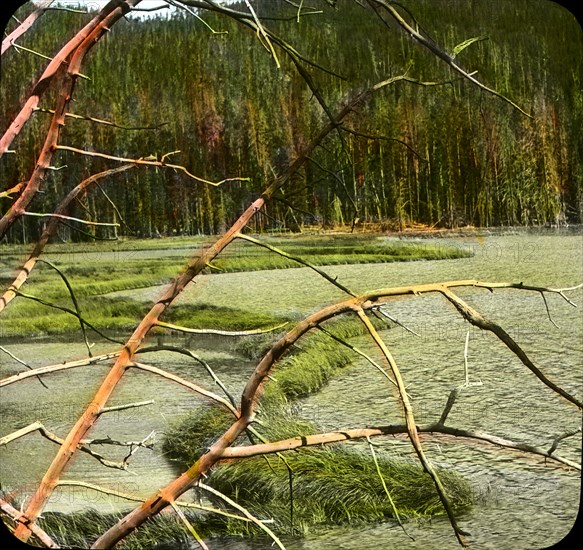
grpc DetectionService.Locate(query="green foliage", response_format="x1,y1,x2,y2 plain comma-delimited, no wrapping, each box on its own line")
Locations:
0,234,466,337
204,447,473,536
2,0,581,243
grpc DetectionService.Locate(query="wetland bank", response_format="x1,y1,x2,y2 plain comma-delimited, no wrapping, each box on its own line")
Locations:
1,229,581,549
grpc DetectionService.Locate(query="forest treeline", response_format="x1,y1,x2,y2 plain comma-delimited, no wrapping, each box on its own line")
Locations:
1,0,582,241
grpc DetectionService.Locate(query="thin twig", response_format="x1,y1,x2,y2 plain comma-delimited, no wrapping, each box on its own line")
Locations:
0,352,120,388
369,0,532,117
137,344,237,408
366,436,414,540
130,362,239,416
540,291,560,328
12,290,125,345
167,0,228,34
0,422,148,470
22,211,119,227
372,306,421,337
243,0,281,67
54,479,252,521
56,145,250,187
316,325,403,393
440,287,582,409
99,401,155,415
197,482,286,549
0,345,48,388
38,259,93,357
235,233,356,296
34,107,168,130
155,320,288,336
169,500,209,550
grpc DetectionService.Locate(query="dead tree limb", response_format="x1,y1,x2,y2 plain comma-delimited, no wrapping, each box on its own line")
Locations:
356,307,470,546
54,479,253,521
55,145,250,187
0,0,141,158
0,0,142,240
15,71,407,542
154,320,288,336
34,107,169,130
0,498,58,548
1,0,55,56
368,0,532,117
439,287,582,408
91,280,580,548
220,423,581,471
0,352,120,388
0,422,153,470
196,481,286,550
130,362,239,417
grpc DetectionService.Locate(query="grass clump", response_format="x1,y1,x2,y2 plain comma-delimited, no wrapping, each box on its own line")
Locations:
0,298,290,339
163,404,239,465
164,304,291,332
261,316,386,402
212,238,471,273
34,509,203,550
163,404,473,539
204,447,473,537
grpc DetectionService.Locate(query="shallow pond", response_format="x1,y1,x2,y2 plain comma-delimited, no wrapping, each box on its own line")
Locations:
1,230,581,548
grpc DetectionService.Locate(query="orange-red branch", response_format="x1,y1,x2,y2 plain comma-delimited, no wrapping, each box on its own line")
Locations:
0,1,140,240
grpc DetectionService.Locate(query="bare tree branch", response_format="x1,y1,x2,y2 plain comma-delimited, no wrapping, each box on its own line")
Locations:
1,0,55,56
34,107,169,130
0,421,152,470
368,0,532,117
55,145,250,186
221,423,581,471
356,308,470,546
0,497,58,548
0,352,120,388
155,320,288,336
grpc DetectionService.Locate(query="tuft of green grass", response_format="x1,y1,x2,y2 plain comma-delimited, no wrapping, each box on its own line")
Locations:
0,234,470,338
204,447,473,537
34,508,203,550
260,317,386,402
162,404,473,539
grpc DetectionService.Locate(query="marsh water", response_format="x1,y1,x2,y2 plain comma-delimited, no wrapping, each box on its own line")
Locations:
1,230,581,549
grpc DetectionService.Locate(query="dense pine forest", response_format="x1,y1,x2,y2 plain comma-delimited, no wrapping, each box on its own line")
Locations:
1,0,582,242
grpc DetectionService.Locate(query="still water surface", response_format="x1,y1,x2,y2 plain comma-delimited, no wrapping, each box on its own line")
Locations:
1,231,581,548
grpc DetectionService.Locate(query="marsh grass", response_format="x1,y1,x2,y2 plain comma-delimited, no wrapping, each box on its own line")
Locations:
162,404,473,539
204,448,473,537
0,296,291,339
235,317,388,403
162,315,474,540
0,235,469,338
34,509,204,550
